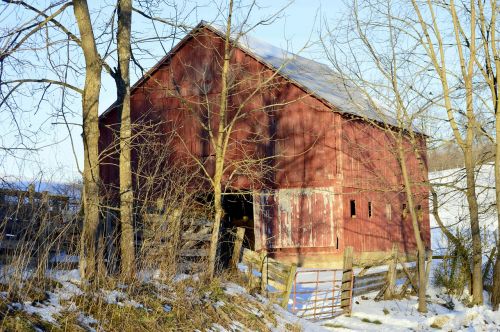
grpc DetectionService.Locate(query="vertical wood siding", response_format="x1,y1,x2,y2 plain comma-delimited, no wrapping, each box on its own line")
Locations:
99,26,430,260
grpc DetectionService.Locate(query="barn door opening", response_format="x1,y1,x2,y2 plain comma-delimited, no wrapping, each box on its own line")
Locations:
218,192,255,267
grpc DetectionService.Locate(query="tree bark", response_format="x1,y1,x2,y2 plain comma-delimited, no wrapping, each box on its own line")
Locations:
490,2,500,311
493,258,500,310
115,0,135,280
464,151,484,304
73,0,102,281
207,0,233,278
397,137,427,313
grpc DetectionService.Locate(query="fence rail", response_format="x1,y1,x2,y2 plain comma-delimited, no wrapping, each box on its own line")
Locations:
240,248,297,308
353,265,417,297
0,186,81,271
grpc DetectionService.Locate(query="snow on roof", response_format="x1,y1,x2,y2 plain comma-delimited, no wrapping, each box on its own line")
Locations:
203,21,403,130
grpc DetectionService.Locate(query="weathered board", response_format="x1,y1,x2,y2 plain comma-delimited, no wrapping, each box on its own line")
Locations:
241,248,297,308
254,188,340,250
352,265,417,297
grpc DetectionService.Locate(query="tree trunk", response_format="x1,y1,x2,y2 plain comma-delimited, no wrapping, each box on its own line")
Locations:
492,134,500,309
207,0,233,279
493,109,500,310
115,0,135,280
208,171,223,277
398,138,427,313
464,151,483,305
492,257,500,310
492,27,500,310
73,0,102,281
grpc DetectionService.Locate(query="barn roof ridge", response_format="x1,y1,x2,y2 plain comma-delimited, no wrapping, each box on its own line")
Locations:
100,20,423,134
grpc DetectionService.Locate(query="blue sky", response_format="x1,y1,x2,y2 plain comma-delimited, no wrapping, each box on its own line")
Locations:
0,0,347,184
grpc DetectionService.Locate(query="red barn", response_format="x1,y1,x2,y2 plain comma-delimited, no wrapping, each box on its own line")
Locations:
99,21,430,267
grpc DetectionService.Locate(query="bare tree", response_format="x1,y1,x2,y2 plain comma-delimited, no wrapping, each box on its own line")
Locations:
72,0,104,281
407,0,500,305
321,0,437,312
113,0,135,280
0,0,192,281
471,0,500,310
0,0,105,280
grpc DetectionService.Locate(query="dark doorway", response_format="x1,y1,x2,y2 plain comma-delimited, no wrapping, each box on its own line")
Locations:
218,192,255,267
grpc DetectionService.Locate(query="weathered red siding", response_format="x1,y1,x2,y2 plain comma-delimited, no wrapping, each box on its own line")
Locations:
340,118,430,255
99,26,430,267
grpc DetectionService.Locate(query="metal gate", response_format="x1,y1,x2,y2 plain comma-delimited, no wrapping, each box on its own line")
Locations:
291,269,353,320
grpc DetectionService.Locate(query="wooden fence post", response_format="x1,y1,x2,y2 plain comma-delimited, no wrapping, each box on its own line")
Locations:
341,246,354,315
35,191,50,280
281,263,297,309
28,184,35,206
384,243,399,300
231,227,245,269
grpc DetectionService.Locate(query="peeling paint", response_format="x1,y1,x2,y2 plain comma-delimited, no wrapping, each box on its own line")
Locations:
254,187,337,250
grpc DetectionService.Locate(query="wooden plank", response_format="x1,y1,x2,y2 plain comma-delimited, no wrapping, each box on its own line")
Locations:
242,248,264,270
375,282,389,301
357,265,372,277
266,278,286,292
341,246,353,315
384,243,398,300
281,263,297,308
399,278,411,296
353,282,387,297
396,267,416,280
180,249,208,257
401,262,419,293
266,266,289,283
266,260,290,274
231,227,245,269
181,233,211,241
188,219,213,227
355,270,388,281
354,276,386,289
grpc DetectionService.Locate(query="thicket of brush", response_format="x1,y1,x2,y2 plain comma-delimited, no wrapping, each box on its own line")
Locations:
433,228,497,306
0,174,297,330
0,194,298,331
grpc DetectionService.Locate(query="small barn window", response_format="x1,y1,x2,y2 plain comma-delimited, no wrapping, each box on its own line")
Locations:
386,204,392,221
402,203,408,219
368,201,373,218
350,200,356,218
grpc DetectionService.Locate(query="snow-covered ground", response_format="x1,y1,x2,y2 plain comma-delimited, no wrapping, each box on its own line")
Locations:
319,258,500,331
255,260,499,331
323,288,500,331
5,262,499,331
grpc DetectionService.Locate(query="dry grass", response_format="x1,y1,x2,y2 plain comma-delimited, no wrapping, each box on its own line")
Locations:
0,179,303,331
0,269,301,332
